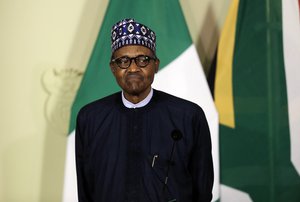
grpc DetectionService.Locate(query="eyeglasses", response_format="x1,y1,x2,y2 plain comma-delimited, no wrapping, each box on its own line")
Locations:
111,55,157,69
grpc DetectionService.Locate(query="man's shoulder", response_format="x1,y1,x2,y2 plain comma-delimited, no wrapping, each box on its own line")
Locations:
78,91,121,116
154,89,202,111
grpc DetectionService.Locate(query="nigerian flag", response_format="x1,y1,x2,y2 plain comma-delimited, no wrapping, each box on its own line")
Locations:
214,0,300,201
62,0,219,201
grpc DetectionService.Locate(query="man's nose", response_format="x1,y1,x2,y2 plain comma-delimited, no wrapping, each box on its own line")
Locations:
127,58,139,71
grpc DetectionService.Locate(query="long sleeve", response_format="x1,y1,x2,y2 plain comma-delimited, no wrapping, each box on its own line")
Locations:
75,110,93,202
189,108,214,202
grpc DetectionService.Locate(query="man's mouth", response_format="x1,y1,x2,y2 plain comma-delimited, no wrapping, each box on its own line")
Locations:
126,73,143,80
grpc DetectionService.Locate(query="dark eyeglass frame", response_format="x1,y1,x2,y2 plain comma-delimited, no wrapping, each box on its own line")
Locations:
111,55,157,69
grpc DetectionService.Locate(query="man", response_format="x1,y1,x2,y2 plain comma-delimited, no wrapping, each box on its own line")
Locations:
76,18,213,202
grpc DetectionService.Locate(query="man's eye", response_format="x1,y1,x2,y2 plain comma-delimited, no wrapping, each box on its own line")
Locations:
137,56,149,62
117,57,129,63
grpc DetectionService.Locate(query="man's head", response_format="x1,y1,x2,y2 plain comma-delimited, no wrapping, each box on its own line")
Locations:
110,19,160,103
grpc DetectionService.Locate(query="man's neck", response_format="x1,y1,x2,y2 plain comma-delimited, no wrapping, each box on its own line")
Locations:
122,88,153,108
126,95,142,104
123,88,151,104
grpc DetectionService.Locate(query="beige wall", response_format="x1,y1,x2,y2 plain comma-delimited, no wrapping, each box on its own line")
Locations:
0,0,230,201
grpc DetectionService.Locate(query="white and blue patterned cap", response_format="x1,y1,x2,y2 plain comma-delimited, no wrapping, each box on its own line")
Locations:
111,18,156,53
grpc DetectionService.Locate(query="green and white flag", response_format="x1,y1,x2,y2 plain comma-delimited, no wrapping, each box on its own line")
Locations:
214,0,300,201
62,0,219,201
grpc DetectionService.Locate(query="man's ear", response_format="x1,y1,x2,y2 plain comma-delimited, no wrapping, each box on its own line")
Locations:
154,58,160,73
110,62,116,74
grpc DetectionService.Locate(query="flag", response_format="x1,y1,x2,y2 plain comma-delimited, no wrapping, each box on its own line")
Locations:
214,0,300,201
62,0,219,201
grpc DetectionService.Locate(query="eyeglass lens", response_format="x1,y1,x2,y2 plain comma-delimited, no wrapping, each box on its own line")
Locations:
113,55,155,69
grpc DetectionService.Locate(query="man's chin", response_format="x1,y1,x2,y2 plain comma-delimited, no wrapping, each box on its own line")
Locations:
124,84,143,95
126,89,142,96
124,85,147,96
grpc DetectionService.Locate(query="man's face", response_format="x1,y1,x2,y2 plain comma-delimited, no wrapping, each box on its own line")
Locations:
110,45,159,99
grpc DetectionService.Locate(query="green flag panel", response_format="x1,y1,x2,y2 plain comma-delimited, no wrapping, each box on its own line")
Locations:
219,0,300,201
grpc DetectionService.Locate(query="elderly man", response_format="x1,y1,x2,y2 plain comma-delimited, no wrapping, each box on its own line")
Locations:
75,18,213,202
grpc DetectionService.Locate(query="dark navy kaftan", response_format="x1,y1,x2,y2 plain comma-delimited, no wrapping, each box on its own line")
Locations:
75,89,213,202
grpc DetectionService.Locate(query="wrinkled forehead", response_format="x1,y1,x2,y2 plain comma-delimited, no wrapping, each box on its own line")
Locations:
111,45,155,59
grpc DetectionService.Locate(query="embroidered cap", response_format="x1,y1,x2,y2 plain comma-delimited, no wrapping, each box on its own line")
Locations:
111,18,156,53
